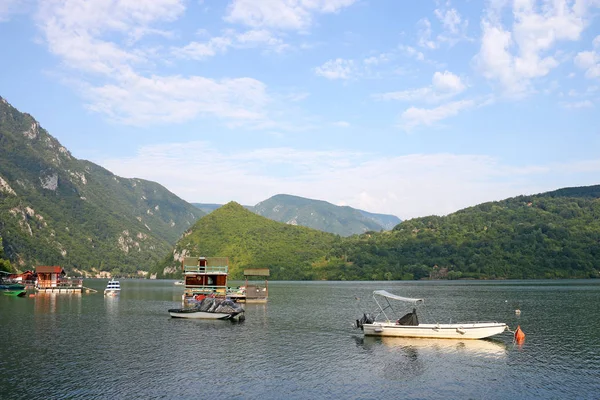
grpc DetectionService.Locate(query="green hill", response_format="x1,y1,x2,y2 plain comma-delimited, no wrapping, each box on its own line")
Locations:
0,96,204,276
321,187,600,280
164,187,600,281
162,202,339,279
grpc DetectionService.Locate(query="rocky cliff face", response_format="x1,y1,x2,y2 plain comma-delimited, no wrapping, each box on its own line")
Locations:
0,96,204,275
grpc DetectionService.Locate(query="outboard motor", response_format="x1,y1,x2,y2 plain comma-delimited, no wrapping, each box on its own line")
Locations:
355,313,374,330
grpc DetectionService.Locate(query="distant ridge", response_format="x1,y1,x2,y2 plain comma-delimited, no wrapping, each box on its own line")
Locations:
193,194,401,236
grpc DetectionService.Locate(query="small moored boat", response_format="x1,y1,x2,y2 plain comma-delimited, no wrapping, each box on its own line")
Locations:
104,279,121,296
0,273,27,297
169,297,244,320
355,290,508,340
1,283,27,297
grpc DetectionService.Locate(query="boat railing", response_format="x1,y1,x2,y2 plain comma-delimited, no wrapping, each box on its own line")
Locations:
183,265,228,274
184,284,228,295
37,278,83,288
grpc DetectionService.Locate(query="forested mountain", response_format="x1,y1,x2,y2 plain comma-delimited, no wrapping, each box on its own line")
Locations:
251,194,401,236
356,209,402,231
0,237,11,272
320,186,600,280
2,95,598,281
158,202,339,279
165,186,600,281
194,195,401,236
0,96,205,275
191,203,224,214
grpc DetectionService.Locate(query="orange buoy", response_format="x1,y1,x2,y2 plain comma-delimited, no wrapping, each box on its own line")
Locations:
514,325,526,344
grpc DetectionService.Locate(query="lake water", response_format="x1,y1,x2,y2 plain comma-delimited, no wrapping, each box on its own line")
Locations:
1,279,599,399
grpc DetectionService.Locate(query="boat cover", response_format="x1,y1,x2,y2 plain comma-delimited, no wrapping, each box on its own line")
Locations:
373,290,424,303
397,308,419,326
196,297,244,314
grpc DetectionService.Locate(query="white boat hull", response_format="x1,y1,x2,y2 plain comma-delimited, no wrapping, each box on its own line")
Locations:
362,322,508,339
168,309,241,320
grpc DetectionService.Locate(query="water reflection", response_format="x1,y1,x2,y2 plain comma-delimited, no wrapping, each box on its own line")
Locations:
371,336,508,358
354,335,426,380
105,295,119,316
34,292,82,314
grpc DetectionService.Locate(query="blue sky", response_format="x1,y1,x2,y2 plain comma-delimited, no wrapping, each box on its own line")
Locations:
1,0,599,219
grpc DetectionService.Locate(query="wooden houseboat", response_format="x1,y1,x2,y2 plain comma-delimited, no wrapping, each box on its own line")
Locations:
243,268,269,303
35,266,83,293
182,257,230,303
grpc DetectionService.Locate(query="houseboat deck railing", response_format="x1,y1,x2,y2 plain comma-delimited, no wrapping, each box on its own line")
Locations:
183,265,228,274
183,285,228,296
37,278,83,288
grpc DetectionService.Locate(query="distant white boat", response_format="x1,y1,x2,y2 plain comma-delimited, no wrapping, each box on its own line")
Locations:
104,279,121,296
174,280,184,286
355,290,508,340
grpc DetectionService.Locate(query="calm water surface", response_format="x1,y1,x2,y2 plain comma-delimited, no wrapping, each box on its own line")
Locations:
1,279,599,399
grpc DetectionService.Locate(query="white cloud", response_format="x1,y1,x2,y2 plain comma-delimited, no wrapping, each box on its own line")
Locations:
173,36,232,60
224,0,357,31
173,29,289,60
400,99,475,130
398,45,425,61
574,35,600,79
333,121,350,127
363,53,390,66
37,0,185,74
85,75,269,125
0,0,28,22
417,18,436,49
415,3,469,50
561,100,594,109
235,29,288,52
100,143,600,219
375,71,466,103
35,0,277,126
434,4,469,45
475,0,595,96
432,70,466,92
314,58,355,80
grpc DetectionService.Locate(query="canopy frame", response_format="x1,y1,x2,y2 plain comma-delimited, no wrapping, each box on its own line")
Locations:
372,290,424,322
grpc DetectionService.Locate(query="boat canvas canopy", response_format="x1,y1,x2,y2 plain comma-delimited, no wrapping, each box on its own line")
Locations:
373,290,424,303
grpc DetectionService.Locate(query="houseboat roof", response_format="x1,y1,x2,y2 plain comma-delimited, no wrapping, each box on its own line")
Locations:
36,266,65,274
244,268,270,277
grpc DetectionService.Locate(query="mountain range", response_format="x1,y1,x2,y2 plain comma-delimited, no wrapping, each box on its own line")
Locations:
165,185,600,280
194,194,401,237
2,94,599,280
0,95,400,275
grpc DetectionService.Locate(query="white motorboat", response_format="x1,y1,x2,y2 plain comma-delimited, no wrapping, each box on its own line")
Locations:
168,297,244,320
104,279,121,296
355,290,508,340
